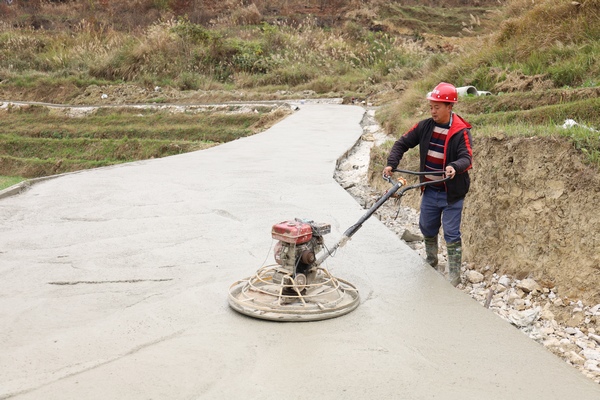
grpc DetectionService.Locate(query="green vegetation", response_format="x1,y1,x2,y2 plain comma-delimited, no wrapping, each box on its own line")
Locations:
0,16,426,99
0,0,598,189
0,2,502,103
0,105,289,184
378,0,600,167
0,0,504,189
0,175,24,191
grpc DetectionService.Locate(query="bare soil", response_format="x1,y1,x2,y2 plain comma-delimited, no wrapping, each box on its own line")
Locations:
372,134,600,328
464,135,600,324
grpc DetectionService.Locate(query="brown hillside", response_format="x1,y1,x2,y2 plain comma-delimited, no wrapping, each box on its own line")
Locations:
1,0,501,32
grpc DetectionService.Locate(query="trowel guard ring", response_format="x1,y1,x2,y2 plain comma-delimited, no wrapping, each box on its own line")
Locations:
228,264,360,322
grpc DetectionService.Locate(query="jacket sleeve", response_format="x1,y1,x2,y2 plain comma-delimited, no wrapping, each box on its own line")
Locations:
386,123,421,169
448,128,473,173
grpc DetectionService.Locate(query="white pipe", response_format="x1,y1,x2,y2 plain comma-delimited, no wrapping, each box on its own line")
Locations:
456,86,478,96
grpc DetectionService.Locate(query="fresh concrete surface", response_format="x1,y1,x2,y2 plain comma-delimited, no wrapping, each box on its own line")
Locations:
1,103,599,399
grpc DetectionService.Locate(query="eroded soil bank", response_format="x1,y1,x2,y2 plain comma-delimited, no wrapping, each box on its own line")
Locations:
464,136,600,314
347,117,600,382
371,135,600,325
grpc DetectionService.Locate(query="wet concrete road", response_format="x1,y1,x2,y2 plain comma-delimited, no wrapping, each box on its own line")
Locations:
1,103,599,399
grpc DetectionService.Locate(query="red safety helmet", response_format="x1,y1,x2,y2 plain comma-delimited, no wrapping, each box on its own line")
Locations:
426,82,458,103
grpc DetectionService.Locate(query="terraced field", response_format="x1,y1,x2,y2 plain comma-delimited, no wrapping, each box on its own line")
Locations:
0,104,289,182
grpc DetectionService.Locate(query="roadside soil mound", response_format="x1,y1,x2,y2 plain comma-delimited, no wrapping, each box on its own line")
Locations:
379,134,600,324
464,135,600,319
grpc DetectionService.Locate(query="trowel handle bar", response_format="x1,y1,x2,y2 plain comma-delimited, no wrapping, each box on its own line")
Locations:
393,168,444,176
342,180,403,239
344,170,450,239
315,178,405,266
315,170,450,266
397,177,450,193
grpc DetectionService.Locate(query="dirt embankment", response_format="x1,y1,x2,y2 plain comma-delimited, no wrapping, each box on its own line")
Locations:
371,134,600,323
464,136,600,310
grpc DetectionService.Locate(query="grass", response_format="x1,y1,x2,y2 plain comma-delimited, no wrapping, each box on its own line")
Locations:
378,91,600,168
375,0,600,168
0,2,478,185
0,3,503,104
0,105,290,179
0,0,599,182
463,97,600,127
1,106,267,142
0,175,25,191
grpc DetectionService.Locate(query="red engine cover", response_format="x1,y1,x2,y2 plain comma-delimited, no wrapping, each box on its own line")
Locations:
271,220,313,244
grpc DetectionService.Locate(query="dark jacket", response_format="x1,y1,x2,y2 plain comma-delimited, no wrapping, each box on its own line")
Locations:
386,113,473,204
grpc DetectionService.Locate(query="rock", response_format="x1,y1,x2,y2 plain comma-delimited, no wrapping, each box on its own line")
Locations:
361,133,376,141
508,308,540,327
540,308,555,320
465,270,484,284
401,230,423,242
553,298,565,306
544,180,565,199
567,313,585,327
589,334,600,345
498,275,511,287
513,299,527,311
544,337,561,347
567,351,585,365
576,339,589,350
540,326,555,336
507,291,522,302
582,349,600,361
584,360,600,372
517,278,541,293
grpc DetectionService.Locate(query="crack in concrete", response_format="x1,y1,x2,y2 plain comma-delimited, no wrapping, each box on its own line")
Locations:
48,278,173,285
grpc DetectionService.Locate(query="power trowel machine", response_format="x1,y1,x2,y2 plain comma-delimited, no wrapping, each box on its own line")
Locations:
228,170,449,322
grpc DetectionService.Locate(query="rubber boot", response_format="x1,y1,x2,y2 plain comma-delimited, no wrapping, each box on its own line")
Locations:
446,241,462,287
424,236,438,269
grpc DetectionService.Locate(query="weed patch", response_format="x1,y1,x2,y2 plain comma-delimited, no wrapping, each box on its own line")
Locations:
0,175,25,191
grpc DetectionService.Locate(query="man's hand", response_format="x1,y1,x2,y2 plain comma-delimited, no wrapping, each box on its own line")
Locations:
445,165,456,179
383,166,393,178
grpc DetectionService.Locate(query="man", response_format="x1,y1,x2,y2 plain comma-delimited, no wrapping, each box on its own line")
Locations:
383,82,473,286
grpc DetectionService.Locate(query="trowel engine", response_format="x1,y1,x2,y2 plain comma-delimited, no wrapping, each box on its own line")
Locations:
271,219,331,292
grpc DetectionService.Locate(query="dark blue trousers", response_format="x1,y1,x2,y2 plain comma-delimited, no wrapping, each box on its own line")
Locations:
419,186,464,244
